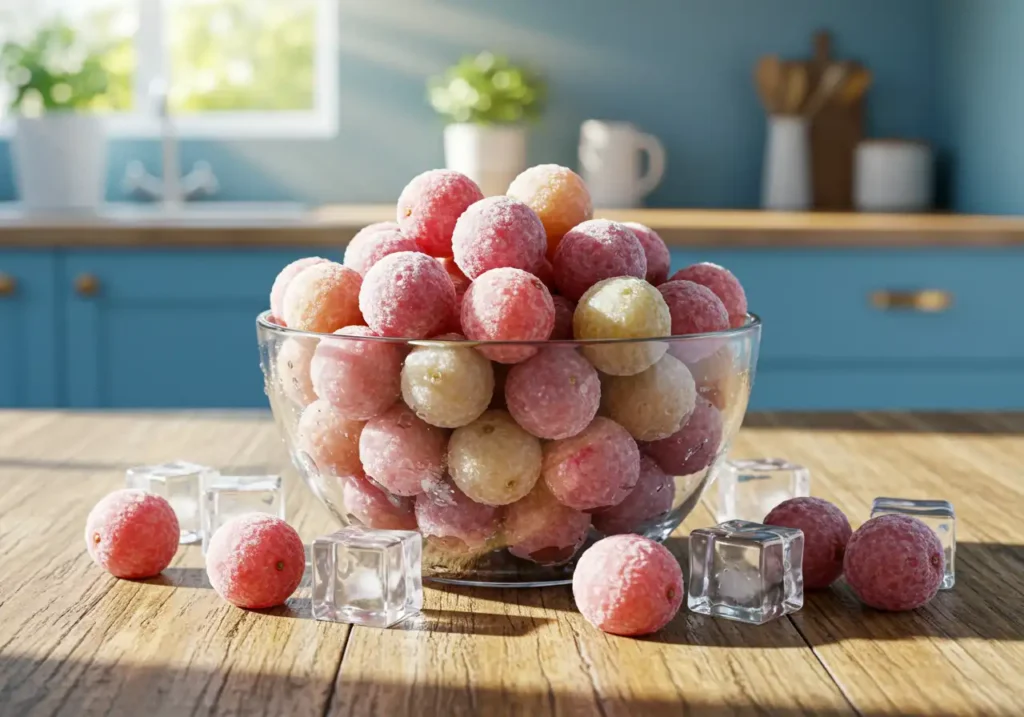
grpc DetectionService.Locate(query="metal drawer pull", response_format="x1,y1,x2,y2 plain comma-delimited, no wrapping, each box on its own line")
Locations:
0,273,16,297
870,289,952,313
75,273,102,297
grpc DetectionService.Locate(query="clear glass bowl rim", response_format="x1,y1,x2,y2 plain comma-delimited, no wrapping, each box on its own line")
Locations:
256,310,762,347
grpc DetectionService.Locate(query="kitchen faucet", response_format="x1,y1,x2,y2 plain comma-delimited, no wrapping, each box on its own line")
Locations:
122,79,219,206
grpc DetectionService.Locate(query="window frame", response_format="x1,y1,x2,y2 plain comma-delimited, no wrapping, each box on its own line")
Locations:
0,0,339,139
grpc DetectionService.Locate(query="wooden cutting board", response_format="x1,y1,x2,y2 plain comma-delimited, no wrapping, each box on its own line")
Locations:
808,31,864,210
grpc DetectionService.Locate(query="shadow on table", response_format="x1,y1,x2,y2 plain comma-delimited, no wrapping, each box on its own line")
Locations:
743,412,1024,435
0,655,911,717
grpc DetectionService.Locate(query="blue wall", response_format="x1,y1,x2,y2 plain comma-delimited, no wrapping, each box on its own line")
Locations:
0,0,940,208
939,0,1024,214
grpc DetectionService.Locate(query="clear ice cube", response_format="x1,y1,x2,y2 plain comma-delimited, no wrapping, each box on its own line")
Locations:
871,497,956,590
312,527,423,628
688,519,804,624
126,461,217,544
201,475,286,553
715,458,810,523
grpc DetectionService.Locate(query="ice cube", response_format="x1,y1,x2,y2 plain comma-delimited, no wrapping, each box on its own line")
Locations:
688,519,804,624
714,458,810,523
201,475,285,553
312,526,422,628
126,461,217,544
871,497,956,590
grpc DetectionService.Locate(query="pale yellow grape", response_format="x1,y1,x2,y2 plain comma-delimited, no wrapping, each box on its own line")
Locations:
602,353,696,441
401,344,494,428
448,410,542,506
573,276,670,376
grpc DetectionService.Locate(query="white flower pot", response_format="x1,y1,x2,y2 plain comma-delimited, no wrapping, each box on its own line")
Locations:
443,123,527,197
11,115,108,213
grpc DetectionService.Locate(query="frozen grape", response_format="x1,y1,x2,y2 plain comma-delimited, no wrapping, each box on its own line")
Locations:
461,267,554,364
276,337,318,406
550,295,576,340
572,534,683,636
602,354,696,441
206,514,305,610
296,399,365,478
507,164,593,258
343,224,417,276
844,514,944,611
670,262,748,328
343,474,417,530
85,489,179,579
448,410,542,506
397,169,483,257
452,196,547,279
402,343,494,428
505,483,592,565
415,482,502,552
505,347,600,440
765,497,852,590
542,417,640,511
593,456,674,535
659,280,729,336
359,404,447,496
359,251,456,339
622,222,671,286
310,326,403,420
687,346,742,411
552,219,647,301
574,276,670,376
642,397,723,476
270,256,328,323
282,261,363,333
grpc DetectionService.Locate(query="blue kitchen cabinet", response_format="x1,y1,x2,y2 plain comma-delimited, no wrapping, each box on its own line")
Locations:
62,248,341,408
0,251,58,407
669,247,1024,410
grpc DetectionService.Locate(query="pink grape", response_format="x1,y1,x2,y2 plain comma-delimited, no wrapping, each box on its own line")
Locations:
669,262,748,328
622,222,671,285
206,514,305,610
765,497,852,590
343,474,417,530
296,399,364,478
505,347,600,440
452,196,547,279
642,396,723,476
505,483,592,565
542,417,641,511
85,490,179,579
282,261,363,333
343,224,416,276
359,251,456,339
359,404,447,496
844,515,944,611
593,456,675,536
309,326,404,420
552,219,646,301
461,267,555,363
415,482,502,551
506,164,593,259
397,169,484,257
270,256,328,323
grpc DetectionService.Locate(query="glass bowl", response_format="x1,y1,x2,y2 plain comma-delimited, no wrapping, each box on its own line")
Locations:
256,311,761,587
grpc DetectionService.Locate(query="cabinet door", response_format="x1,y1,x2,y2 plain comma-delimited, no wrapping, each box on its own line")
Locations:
0,251,58,408
63,249,340,408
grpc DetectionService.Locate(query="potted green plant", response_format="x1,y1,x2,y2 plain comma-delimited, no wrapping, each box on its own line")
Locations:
428,52,545,196
1,20,117,212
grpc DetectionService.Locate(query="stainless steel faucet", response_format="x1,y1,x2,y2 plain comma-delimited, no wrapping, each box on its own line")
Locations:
123,79,219,205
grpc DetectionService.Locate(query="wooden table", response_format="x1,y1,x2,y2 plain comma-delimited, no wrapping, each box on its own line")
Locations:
1,411,1023,716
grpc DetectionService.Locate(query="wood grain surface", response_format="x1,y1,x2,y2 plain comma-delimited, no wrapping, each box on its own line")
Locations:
1,411,1022,716
4,207,1024,247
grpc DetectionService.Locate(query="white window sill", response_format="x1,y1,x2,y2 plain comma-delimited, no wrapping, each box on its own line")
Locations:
0,111,338,140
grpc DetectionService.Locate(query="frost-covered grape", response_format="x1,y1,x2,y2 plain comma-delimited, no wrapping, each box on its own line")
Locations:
542,417,640,511
593,456,675,536
505,483,592,565
415,482,502,552
601,354,696,441
276,337,318,406
460,267,555,364
642,397,723,476
574,276,670,376
552,219,646,301
451,196,547,279
296,399,364,478
359,251,456,339
282,261,363,333
309,326,403,420
505,348,600,440
397,169,483,257
448,410,542,506
359,404,447,496
343,474,417,530
401,343,494,428
506,164,593,258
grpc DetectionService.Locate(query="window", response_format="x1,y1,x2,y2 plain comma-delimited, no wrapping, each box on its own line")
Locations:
0,0,338,137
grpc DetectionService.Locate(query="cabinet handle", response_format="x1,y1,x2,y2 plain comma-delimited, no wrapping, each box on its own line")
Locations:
870,289,952,313
0,273,16,297
75,273,102,297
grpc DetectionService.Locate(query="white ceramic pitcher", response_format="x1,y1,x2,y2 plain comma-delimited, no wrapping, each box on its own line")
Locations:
579,120,666,208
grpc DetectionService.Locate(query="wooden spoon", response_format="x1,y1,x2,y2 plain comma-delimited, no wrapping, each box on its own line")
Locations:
804,62,848,118
755,55,783,113
839,67,872,106
784,63,809,115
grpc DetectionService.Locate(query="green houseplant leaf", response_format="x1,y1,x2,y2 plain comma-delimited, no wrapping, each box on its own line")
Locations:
428,51,545,125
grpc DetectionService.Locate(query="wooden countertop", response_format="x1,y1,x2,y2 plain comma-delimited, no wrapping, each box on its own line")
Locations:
2,410,1022,716
2,204,1024,248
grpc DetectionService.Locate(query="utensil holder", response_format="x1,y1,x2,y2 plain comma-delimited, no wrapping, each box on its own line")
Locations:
761,115,811,211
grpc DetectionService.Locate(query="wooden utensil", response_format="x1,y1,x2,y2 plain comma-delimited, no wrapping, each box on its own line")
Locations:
804,62,848,118
783,63,809,115
839,67,873,107
755,55,783,113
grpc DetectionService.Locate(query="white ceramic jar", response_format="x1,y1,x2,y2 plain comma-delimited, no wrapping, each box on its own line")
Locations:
854,140,934,213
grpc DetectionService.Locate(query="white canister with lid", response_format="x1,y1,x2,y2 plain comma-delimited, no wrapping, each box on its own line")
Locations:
854,140,934,213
